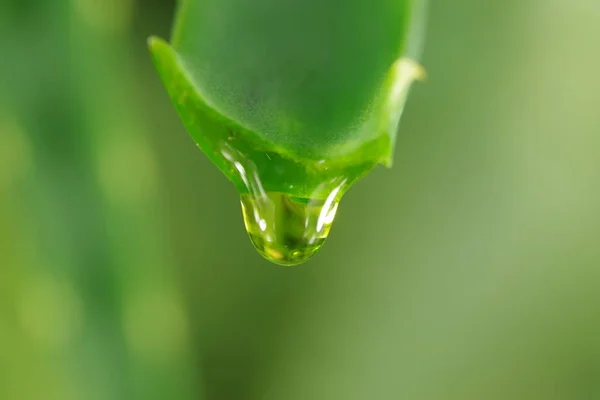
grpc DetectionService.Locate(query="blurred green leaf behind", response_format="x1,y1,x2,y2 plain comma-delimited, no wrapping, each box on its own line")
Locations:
1,0,599,399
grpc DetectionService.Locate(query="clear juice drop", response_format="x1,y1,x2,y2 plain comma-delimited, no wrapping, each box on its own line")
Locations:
240,190,341,266
219,140,353,266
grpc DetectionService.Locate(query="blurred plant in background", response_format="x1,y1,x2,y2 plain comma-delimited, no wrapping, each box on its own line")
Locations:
1,0,600,399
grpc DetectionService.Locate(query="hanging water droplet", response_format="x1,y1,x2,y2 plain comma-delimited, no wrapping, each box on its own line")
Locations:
218,139,350,266
240,189,341,266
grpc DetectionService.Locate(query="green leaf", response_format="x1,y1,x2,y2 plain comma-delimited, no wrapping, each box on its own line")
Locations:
149,0,426,197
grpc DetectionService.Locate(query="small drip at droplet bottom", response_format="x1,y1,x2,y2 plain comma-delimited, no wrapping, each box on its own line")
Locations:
240,192,341,266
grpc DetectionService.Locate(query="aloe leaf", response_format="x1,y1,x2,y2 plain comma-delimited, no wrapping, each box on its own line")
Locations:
149,0,426,265
150,0,425,190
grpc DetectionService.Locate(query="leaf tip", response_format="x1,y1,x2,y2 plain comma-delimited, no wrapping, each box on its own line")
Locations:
147,36,169,55
147,36,158,49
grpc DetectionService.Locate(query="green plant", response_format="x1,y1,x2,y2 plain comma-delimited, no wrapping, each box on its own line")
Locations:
149,0,426,265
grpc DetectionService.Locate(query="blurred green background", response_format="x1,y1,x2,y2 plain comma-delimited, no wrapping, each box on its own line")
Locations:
1,0,600,399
